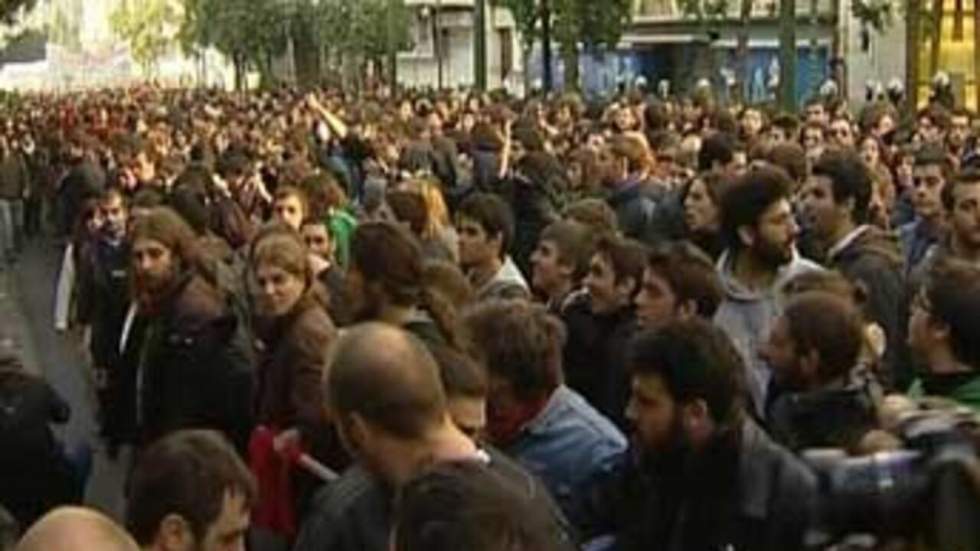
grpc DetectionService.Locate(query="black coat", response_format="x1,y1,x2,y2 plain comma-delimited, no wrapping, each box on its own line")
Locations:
0,369,78,527
138,273,254,450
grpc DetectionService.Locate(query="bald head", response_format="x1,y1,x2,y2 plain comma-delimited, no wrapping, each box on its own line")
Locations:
326,323,447,439
16,507,138,551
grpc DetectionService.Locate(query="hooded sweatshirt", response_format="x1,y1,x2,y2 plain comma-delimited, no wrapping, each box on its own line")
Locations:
714,249,823,418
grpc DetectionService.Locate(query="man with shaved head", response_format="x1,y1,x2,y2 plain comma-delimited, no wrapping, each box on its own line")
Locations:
16,506,138,551
293,323,575,551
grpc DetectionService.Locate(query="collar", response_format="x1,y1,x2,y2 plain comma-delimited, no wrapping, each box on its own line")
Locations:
522,386,573,436
827,224,871,261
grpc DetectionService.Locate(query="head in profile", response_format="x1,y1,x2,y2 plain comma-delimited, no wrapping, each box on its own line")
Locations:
16,506,138,551
392,460,562,551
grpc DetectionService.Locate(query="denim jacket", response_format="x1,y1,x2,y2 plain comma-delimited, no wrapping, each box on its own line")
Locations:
502,386,627,530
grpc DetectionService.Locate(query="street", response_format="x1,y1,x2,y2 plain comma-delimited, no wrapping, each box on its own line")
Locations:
2,237,129,521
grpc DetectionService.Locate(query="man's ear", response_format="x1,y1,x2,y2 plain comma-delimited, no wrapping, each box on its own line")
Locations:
681,398,714,442
158,514,193,551
616,276,637,300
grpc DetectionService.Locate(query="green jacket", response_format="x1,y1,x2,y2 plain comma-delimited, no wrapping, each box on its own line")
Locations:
907,372,980,412
327,208,357,269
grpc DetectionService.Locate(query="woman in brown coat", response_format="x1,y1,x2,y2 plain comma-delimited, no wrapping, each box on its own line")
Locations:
248,225,345,473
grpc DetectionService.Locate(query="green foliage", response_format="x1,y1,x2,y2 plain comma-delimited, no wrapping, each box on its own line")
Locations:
308,0,413,61
110,0,182,75
179,0,290,67
0,0,36,25
678,0,734,21
852,0,894,31
494,0,632,51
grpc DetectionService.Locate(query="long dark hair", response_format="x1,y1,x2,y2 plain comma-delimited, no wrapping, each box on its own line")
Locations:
350,222,465,351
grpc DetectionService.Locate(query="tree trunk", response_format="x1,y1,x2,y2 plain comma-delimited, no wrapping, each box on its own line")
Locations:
292,16,320,88
542,0,553,92
736,0,753,104
931,0,943,78
975,0,980,109
778,0,797,110
562,42,580,91
906,0,921,110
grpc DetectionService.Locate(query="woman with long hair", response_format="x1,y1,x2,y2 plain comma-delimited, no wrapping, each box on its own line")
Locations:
347,221,466,351
247,224,343,469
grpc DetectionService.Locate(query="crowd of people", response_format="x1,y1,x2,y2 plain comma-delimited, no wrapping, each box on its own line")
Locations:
0,79,979,550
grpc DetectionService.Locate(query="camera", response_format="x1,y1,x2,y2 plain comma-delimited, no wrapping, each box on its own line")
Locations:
802,404,980,549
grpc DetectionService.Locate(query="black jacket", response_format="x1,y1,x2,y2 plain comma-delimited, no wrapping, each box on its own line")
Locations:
292,447,577,551
583,419,817,551
606,181,657,245
138,273,254,450
0,368,78,527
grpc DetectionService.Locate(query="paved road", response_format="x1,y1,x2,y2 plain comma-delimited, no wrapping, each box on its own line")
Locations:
4,237,130,521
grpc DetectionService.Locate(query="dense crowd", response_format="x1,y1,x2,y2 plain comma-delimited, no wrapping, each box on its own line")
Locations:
0,80,979,551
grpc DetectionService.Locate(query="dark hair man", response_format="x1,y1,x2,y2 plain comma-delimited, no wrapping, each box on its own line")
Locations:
74,188,135,451
801,149,905,386
899,145,950,273
125,430,256,551
569,235,647,422
455,192,529,302
129,208,254,449
907,260,980,411
293,323,575,551
581,319,816,550
429,345,488,439
715,165,822,417
634,241,723,331
464,299,625,529
393,461,563,551
762,292,879,451
530,219,593,313
912,168,980,284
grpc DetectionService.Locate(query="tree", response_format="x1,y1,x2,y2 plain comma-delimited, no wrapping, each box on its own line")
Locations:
111,0,183,76
496,0,631,92
0,0,37,25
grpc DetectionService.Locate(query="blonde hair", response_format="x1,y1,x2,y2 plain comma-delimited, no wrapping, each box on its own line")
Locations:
404,177,451,240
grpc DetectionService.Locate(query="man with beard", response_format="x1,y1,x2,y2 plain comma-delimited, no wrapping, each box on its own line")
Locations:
581,319,816,550
799,150,905,387
714,165,822,417
761,291,879,452
899,146,950,274
75,188,135,452
129,207,253,449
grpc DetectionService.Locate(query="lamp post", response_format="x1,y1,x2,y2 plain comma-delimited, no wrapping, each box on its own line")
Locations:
434,0,443,89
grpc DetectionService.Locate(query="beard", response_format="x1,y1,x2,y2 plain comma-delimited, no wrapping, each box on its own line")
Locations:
752,235,794,269
133,264,180,312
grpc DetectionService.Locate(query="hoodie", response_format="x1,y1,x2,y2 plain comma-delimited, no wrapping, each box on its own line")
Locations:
713,249,823,418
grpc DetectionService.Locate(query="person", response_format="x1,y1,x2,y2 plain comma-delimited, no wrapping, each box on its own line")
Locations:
73,188,133,446
392,461,564,551
0,347,80,528
346,221,464,349
429,345,487,439
129,207,254,449
634,240,723,331
582,319,817,550
126,430,256,551
16,507,138,551
761,291,879,452
0,136,27,266
912,166,980,283
248,225,343,473
800,149,905,385
899,145,950,274
571,235,647,424
293,323,575,551
907,259,980,411
464,299,626,528
455,192,530,302
271,186,309,232
299,217,348,325
529,219,594,313
681,170,731,259
714,164,822,417
601,135,657,244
